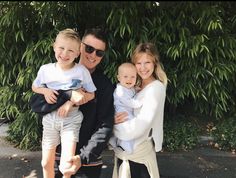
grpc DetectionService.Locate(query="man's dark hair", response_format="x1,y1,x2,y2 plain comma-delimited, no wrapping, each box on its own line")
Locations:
83,26,108,49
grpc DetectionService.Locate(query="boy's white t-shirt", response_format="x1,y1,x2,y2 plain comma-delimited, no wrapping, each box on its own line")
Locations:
33,63,96,92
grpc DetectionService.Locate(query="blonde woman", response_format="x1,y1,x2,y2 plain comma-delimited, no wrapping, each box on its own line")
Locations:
113,42,168,178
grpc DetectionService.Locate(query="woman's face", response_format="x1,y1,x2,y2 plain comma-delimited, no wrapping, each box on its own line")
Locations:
134,53,155,80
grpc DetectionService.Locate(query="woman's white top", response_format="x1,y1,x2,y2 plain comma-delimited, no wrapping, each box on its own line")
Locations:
113,80,166,152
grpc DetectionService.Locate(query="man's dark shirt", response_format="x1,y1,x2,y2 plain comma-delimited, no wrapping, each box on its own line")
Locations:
77,69,115,164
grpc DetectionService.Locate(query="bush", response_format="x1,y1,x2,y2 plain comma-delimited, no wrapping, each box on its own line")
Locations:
1,1,236,150
6,111,42,151
163,116,201,152
209,116,236,152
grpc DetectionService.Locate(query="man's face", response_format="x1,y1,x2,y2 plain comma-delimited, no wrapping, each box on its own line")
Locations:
80,35,106,73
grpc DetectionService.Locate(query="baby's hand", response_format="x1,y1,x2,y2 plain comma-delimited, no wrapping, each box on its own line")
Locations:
57,101,74,117
134,85,142,92
43,88,58,104
114,112,128,124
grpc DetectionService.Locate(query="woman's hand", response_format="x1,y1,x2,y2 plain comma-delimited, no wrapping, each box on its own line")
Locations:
114,112,128,124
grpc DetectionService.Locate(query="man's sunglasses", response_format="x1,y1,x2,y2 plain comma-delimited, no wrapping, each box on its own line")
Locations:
82,42,105,58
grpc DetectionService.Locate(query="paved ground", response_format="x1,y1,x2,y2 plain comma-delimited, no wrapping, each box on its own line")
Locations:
0,123,236,178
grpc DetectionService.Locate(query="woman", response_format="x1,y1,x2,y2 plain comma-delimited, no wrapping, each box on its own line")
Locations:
112,42,168,178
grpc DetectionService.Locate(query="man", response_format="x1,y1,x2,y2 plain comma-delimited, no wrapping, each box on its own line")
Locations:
55,27,115,178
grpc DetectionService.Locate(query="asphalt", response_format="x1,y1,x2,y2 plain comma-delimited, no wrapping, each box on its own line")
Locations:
0,123,236,178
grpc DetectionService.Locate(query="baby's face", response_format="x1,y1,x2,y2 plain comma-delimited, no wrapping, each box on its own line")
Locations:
117,67,137,89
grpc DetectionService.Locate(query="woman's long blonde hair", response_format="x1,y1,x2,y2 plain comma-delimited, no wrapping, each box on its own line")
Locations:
131,42,168,86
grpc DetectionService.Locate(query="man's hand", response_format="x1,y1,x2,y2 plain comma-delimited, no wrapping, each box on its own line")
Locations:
63,155,82,175
70,88,89,105
57,100,74,117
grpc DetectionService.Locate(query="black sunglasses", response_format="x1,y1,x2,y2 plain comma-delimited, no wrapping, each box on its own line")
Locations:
82,42,105,58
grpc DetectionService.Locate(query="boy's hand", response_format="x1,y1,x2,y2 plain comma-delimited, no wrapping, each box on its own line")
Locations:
43,88,59,104
57,100,74,117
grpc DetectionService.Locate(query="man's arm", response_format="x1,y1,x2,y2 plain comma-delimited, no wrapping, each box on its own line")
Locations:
79,81,115,165
67,89,94,106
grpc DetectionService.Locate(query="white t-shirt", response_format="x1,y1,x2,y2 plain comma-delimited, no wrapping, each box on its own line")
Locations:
33,63,96,92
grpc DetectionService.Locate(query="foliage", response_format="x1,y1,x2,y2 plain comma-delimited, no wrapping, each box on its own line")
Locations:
6,112,42,151
0,1,236,150
107,1,236,119
209,116,236,152
163,116,201,151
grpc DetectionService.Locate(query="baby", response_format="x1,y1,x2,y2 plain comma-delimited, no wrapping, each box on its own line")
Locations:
110,62,142,153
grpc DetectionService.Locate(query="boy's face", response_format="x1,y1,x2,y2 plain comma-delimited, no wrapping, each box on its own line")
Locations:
53,35,80,68
117,66,137,89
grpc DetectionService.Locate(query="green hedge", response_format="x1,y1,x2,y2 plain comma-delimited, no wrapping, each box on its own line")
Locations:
0,1,236,150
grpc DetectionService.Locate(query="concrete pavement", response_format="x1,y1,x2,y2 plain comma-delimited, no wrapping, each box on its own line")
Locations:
0,123,236,178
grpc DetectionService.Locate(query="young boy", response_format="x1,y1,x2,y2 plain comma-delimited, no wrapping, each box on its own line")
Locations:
32,28,96,178
110,62,142,153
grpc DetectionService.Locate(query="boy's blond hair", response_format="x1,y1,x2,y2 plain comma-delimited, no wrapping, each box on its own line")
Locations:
56,28,81,46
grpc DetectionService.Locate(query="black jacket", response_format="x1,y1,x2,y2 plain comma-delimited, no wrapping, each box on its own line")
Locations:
30,90,71,116
77,69,115,164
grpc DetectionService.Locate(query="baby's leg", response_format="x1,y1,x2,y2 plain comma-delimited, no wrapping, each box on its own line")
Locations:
59,141,76,178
